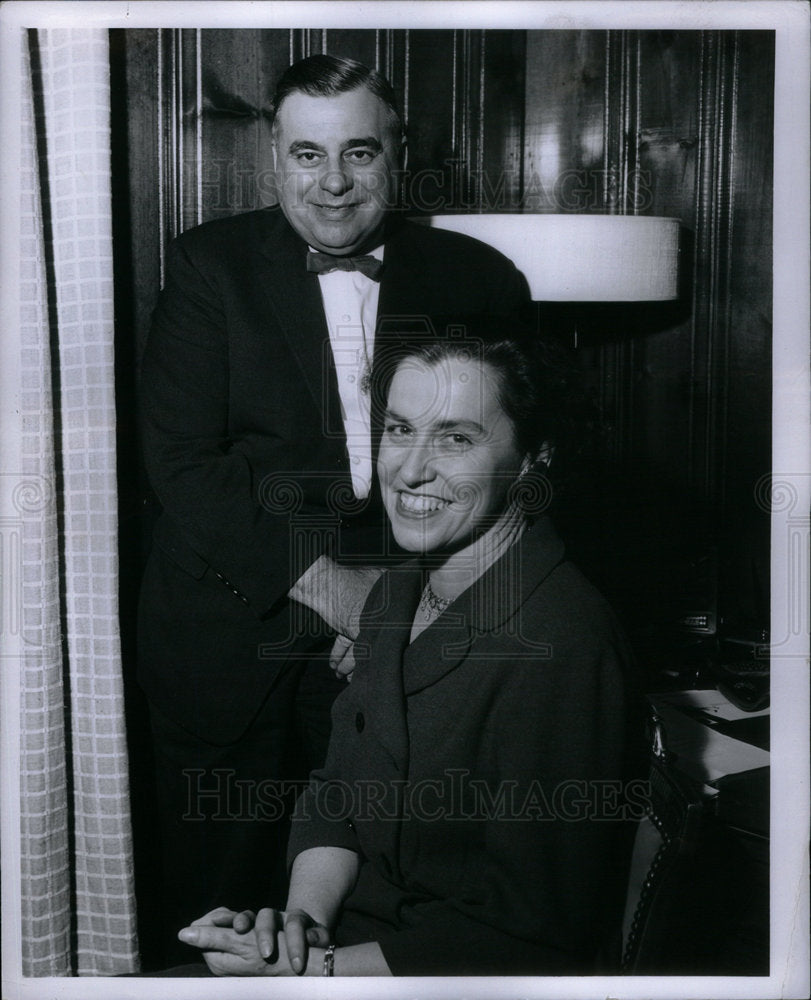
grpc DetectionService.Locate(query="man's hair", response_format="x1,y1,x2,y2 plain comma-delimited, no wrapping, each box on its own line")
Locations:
270,54,404,140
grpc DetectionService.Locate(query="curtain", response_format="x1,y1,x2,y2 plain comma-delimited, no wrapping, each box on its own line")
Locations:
19,28,139,976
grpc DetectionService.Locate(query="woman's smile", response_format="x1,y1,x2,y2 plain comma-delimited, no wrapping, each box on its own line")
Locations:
396,491,451,515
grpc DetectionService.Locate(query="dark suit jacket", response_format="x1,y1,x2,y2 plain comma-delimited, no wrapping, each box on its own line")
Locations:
288,517,645,975
137,207,529,743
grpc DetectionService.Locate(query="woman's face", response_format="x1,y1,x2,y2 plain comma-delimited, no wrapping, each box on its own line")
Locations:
378,355,526,553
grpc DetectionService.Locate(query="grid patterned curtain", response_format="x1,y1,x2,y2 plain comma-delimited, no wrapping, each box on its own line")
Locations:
19,27,139,976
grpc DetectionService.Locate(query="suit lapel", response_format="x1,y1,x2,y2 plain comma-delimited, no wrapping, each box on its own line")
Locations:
376,219,434,327
402,598,474,696
251,210,339,424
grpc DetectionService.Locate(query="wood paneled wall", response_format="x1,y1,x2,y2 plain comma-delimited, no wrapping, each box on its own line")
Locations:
115,28,774,651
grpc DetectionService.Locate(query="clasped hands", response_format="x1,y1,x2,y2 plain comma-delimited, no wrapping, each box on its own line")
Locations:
178,906,329,977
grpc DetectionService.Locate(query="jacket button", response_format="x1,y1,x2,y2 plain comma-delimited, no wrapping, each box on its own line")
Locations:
355,712,365,733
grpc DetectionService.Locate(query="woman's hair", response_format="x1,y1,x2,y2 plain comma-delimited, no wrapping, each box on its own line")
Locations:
371,314,578,467
270,54,404,141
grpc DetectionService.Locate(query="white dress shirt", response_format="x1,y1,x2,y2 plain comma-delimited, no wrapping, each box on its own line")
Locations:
314,245,383,499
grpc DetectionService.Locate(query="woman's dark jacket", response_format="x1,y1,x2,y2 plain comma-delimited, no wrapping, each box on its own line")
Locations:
288,517,645,975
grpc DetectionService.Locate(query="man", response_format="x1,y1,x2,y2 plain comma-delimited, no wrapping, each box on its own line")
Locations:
137,53,528,965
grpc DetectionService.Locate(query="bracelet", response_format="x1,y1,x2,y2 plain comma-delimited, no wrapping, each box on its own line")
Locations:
322,944,336,977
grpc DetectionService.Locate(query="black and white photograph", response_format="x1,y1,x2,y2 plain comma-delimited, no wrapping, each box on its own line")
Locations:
0,2,808,998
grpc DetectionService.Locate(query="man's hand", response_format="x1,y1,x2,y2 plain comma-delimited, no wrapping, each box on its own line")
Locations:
329,633,356,680
288,556,382,638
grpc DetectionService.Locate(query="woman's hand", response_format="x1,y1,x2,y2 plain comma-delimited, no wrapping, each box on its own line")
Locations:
177,906,326,976
232,906,331,973
177,906,392,976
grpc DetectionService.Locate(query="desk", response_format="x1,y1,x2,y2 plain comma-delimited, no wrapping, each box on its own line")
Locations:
649,686,769,780
648,687,770,972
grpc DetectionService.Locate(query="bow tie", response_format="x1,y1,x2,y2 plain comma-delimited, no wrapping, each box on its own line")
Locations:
306,251,384,281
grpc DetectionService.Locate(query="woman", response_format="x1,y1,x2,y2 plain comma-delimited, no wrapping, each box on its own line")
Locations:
178,319,645,976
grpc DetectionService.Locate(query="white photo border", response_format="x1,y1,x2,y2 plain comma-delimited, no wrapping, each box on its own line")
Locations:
1,3,808,999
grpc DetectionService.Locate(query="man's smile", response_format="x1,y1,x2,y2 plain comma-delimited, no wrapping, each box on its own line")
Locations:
311,203,362,216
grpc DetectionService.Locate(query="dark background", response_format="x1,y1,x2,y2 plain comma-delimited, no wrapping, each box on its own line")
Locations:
108,28,774,967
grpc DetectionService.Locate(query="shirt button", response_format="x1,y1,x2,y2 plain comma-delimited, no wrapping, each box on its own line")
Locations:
342,314,351,322
352,456,360,464
355,712,365,733
347,374,356,383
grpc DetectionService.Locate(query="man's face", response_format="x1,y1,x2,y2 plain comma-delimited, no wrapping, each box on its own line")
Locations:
272,87,401,255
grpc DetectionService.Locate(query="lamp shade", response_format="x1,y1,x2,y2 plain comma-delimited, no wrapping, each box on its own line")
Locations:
415,214,680,301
